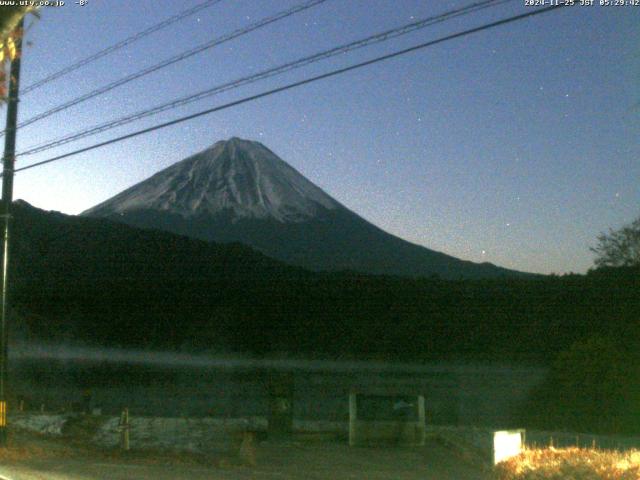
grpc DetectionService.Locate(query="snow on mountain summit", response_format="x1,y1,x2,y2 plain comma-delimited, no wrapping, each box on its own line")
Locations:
84,138,339,222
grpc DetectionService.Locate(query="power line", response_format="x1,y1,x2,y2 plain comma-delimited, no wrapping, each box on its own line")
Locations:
7,0,329,135
22,0,225,95
17,0,514,158
22,0,515,158
14,4,566,176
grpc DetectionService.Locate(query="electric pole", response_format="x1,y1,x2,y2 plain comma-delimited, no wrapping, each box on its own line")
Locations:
0,17,24,447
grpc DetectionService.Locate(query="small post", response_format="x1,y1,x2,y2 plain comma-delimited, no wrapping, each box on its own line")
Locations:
348,392,357,446
417,395,425,445
119,407,130,451
238,431,256,466
266,371,293,440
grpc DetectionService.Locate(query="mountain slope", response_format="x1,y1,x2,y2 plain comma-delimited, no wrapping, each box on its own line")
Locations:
84,137,533,279
8,201,638,362
9,199,311,351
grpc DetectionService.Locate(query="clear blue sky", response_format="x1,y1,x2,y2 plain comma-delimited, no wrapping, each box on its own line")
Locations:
10,0,639,275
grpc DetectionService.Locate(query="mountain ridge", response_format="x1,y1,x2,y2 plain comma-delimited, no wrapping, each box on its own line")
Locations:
85,137,339,223
83,137,536,280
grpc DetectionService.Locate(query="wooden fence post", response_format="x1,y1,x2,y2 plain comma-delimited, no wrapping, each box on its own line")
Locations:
348,392,357,446
119,407,130,451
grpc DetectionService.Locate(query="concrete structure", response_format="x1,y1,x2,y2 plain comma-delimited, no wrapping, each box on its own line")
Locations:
348,390,426,446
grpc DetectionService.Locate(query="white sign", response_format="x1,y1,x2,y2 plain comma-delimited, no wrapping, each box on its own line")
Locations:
493,429,524,465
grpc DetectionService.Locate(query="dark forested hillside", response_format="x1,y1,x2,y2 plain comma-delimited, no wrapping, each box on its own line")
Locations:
9,201,640,364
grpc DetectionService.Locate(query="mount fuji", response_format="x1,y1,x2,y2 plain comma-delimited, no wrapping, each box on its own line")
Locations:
83,137,531,279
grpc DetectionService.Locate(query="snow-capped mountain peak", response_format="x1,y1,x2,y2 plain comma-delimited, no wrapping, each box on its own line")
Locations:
84,137,338,222
83,137,534,279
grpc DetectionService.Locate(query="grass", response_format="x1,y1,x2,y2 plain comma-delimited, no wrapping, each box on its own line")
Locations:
0,426,219,467
0,429,79,462
494,447,640,480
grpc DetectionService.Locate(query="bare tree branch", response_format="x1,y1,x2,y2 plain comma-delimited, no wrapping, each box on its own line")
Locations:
590,217,640,268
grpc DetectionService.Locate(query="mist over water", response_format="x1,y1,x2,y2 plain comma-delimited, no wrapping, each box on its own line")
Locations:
9,341,540,374
9,342,546,423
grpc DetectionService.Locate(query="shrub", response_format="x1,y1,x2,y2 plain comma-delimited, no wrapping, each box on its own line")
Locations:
495,447,640,480
521,337,640,434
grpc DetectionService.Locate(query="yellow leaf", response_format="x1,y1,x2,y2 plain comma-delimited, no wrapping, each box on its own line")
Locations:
7,38,15,60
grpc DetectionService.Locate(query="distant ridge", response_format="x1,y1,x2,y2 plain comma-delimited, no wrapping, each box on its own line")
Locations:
84,137,535,279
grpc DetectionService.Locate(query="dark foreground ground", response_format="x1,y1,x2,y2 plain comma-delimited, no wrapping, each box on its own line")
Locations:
0,429,490,480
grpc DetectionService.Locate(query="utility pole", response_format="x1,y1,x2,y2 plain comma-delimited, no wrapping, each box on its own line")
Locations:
0,17,24,447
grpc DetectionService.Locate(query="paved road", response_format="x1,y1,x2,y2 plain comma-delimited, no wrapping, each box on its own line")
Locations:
0,441,491,480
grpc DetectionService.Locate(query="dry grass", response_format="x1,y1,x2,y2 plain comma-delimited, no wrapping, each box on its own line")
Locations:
0,427,219,467
0,430,80,462
494,447,640,480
